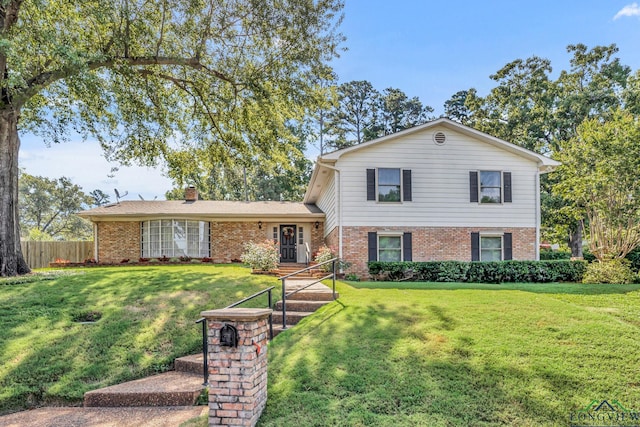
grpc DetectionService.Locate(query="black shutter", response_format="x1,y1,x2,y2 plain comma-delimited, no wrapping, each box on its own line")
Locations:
471,232,480,261
503,233,513,260
367,169,376,201
469,171,479,202
503,172,512,203
403,232,412,261
368,232,378,262
402,170,412,202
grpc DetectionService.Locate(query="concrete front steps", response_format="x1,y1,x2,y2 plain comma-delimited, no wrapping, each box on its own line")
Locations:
82,276,338,408
84,368,205,408
271,279,338,337
274,263,325,278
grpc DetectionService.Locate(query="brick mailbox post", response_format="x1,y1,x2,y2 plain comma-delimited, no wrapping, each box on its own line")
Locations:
200,308,272,427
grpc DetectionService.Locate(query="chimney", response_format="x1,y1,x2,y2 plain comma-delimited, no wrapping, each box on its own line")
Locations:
185,186,198,202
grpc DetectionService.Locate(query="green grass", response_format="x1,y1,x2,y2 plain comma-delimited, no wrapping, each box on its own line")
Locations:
0,265,279,414
261,281,640,426
5,267,640,425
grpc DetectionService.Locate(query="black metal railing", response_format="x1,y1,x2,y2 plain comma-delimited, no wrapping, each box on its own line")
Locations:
279,257,337,330
195,286,275,386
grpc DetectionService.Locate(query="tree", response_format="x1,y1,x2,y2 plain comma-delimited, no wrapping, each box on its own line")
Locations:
325,81,433,150
446,44,632,256
557,110,640,263
0,0,344,276
444,90,473,125
325,80,380,150
19,172,93,240
376,87,433,137
89,189,111,207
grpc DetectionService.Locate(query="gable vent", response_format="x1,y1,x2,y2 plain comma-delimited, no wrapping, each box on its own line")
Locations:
433,131,447,145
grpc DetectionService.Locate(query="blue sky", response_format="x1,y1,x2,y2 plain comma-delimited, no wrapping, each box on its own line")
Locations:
19,1,640,201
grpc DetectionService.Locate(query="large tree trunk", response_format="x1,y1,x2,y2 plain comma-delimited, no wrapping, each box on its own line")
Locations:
0,108,30,276
569,220,583,258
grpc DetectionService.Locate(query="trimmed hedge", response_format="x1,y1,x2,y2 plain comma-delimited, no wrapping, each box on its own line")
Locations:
368,260,587,283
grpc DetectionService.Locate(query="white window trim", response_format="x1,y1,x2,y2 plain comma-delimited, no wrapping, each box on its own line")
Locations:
479,232,504,261
478,170,504,205
376,167,404,203
377,232,404,262
141,219,210,258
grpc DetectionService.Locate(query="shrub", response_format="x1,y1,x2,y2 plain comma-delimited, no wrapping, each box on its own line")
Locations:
179,255,192,262
314,245,335,272
313,245,351,272
368,260,587,283
583,259,635,284
626,247,640,272
539,249,571,260
241,240,280,271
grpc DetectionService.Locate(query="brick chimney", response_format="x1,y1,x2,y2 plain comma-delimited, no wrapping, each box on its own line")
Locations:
185,186,198,202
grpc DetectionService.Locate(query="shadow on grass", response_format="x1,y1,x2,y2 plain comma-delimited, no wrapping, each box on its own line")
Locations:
349,281,640,295
0,265,280,414
263,293,579,426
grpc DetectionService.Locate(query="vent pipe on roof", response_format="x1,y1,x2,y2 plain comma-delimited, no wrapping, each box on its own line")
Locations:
185,186,198,202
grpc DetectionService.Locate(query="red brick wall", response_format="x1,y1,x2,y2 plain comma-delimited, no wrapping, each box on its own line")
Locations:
210,222,267,263
96,222,141,263
310,222,325,258
335,226,536,278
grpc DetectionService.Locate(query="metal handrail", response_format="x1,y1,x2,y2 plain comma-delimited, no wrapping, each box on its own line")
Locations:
195,317,208,386
279,257,337,280
304,242,311,265
196,286,275,386
280,258,338,330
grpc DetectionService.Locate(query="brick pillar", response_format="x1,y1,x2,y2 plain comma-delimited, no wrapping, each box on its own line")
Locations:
200,308,272,427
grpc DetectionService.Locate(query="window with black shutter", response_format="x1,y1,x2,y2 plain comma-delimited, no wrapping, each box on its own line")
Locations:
470,171,512,204
366,168,412,202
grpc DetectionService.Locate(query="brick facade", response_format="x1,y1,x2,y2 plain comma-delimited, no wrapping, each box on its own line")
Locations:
96,221,141,263
210,222,266,263
202,308,272,427
328,226,537,278
96,220,324,264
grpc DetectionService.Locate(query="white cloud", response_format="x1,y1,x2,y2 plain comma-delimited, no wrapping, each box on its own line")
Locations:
614,2,640,20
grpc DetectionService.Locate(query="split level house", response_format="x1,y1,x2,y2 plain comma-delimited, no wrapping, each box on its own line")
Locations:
78,118,560,277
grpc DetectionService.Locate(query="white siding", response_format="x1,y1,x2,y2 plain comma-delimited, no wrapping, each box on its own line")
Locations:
316,172,337,234
336,126,539,228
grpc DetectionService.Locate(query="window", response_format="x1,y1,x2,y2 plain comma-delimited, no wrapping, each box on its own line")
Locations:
469,171,512,203
141,220,210,258
378,168,401,202
479,171,501,203
368,232,412,262
480,236,502,261
273,226,278,242
298,227,304,245
378,235,402,262
367,168,412,202
471,232,512,261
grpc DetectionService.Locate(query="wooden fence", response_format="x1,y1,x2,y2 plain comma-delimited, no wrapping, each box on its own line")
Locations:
20,241,94,269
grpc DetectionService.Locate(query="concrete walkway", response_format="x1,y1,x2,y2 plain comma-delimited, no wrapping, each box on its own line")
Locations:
0,406,207,427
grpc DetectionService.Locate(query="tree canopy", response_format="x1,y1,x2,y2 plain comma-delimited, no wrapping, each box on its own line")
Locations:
444,43,635,256
0,0,345,276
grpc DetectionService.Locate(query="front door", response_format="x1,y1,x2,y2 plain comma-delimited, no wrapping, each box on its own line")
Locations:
280,225,297,263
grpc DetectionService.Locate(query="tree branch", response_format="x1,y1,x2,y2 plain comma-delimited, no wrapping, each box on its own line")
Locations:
23,56,238,104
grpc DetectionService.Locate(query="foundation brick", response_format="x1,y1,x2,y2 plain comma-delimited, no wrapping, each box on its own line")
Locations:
327,225,537,278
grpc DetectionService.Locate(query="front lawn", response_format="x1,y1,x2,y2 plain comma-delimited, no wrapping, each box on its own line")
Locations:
0,265,279,414
262,281,640,426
